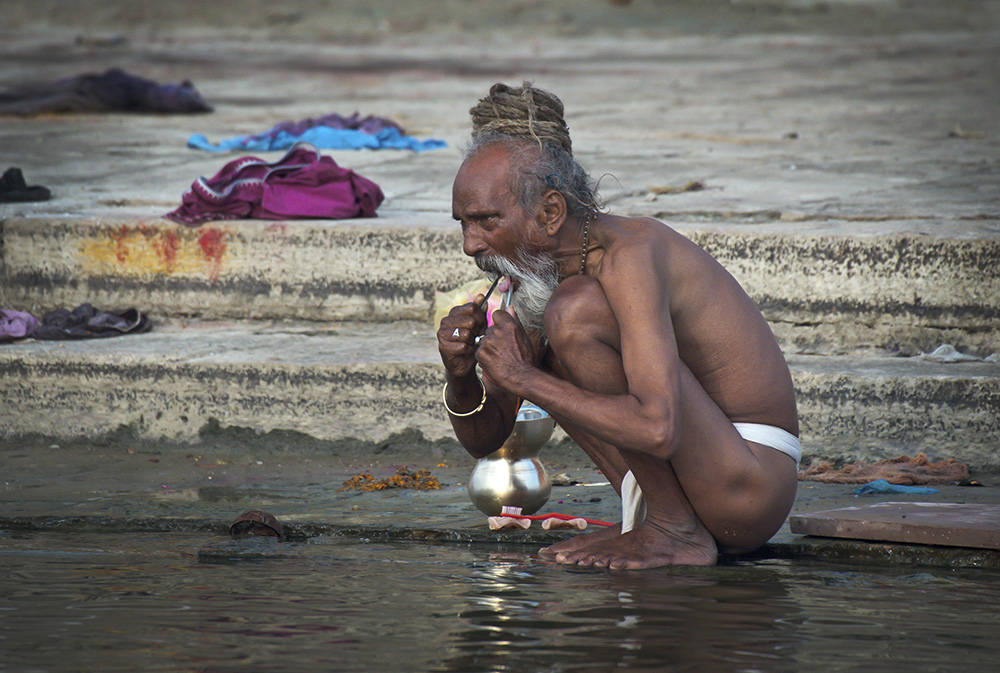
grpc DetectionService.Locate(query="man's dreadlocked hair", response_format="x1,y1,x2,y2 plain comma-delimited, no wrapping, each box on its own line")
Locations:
466,82,600,218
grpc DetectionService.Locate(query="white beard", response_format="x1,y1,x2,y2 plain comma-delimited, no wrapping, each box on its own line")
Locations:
476,248,561,336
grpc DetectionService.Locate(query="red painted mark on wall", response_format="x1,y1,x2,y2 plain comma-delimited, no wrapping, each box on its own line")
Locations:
198,227,227,280
112,225,131,263
154,229,179,273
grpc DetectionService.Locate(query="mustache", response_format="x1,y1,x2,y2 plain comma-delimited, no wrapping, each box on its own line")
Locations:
475,254,508,277
475,249,554,280
473,249,560,334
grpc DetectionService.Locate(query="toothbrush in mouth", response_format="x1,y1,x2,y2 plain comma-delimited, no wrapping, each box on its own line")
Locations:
498,277,513,311
474,276,507,345
477,276,502,310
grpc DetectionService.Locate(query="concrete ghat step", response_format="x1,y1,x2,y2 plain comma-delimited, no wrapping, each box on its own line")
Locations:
1,215,998,356
0,321,997,471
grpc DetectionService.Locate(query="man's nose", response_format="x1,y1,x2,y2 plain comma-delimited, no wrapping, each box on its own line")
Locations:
462,230,487,258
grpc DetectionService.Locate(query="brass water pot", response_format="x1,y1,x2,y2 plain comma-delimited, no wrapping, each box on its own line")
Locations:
467,403,554,516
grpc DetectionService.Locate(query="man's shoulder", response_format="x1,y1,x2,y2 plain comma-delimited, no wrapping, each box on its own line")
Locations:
605,215,684,259
602,215,718,291
610,214,682,239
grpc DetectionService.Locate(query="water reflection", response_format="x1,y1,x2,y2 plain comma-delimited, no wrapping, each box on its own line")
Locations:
438,555,803,672
2,532,999,673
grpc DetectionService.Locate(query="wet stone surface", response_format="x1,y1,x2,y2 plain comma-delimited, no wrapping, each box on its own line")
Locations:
2,441,1000,569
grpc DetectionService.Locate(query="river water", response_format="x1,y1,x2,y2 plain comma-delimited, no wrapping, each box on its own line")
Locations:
1,529,997,672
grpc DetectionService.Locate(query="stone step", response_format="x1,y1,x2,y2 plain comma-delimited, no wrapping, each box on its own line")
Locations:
1,320,996,471
2,215,997,357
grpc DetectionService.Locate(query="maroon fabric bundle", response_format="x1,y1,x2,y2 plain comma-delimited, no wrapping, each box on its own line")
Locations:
165,142,385,226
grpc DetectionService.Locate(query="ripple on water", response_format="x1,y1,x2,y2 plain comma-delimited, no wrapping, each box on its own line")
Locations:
1,531,998,672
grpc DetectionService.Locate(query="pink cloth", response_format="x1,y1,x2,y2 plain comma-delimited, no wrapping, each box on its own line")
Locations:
165,142,384,226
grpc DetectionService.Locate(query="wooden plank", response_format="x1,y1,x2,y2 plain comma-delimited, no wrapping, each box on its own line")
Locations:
789,502,1000,550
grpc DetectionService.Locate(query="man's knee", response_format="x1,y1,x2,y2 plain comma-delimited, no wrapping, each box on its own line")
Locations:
543,275,619,351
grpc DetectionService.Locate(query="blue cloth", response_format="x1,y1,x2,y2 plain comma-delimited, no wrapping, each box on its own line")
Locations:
188,126,446,153
853,479,939,496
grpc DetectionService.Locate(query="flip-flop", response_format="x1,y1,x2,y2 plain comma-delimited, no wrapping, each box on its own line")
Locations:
0,167,51,203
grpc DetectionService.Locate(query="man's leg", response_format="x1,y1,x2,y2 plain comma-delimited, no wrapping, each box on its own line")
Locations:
533,281,631,558
537,276,797,568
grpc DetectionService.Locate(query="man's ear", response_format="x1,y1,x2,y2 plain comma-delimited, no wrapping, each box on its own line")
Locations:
538,189,568,236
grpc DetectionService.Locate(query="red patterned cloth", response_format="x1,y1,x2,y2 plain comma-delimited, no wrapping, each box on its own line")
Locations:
165,142,384,226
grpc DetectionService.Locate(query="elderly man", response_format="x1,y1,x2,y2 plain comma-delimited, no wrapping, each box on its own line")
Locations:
437,83,799,569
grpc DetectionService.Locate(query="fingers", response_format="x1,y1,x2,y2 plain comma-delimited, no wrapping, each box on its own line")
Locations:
446,325,480,345
490,304,521,328
438,305,488,375
438,302,486,340
438,327,477,378
439,324,476,355
450,299,489,330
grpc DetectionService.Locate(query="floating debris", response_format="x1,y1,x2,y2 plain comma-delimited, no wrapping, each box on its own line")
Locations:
550,471,580,487
339,466,441,492
230,510,284,540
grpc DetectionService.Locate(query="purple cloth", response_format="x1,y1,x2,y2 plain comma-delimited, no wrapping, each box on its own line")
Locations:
0,309,39,343
1,305,151,342
265,112,403,138
29,304,151,340
0,68,212,115
164,142,385,226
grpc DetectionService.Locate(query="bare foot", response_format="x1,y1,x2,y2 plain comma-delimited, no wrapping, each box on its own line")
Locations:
538,523,622,558
552,518,718,569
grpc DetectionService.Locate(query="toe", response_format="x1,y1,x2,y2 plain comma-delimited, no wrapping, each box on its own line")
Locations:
608,556,633,570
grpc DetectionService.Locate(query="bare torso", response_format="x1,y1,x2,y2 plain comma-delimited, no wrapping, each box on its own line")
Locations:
567,215,798,436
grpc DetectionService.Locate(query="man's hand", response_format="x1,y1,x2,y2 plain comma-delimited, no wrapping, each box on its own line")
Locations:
437,295,488,379
475,306,539,392
438,299,523,457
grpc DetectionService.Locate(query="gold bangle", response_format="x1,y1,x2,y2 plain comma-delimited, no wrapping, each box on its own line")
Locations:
443,376,487,417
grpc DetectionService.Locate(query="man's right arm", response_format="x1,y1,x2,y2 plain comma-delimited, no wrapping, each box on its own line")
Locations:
443,371,520,457
438,299,519,457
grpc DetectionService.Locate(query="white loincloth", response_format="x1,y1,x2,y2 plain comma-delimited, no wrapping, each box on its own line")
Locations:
619,423,801,533
620,470,647,534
